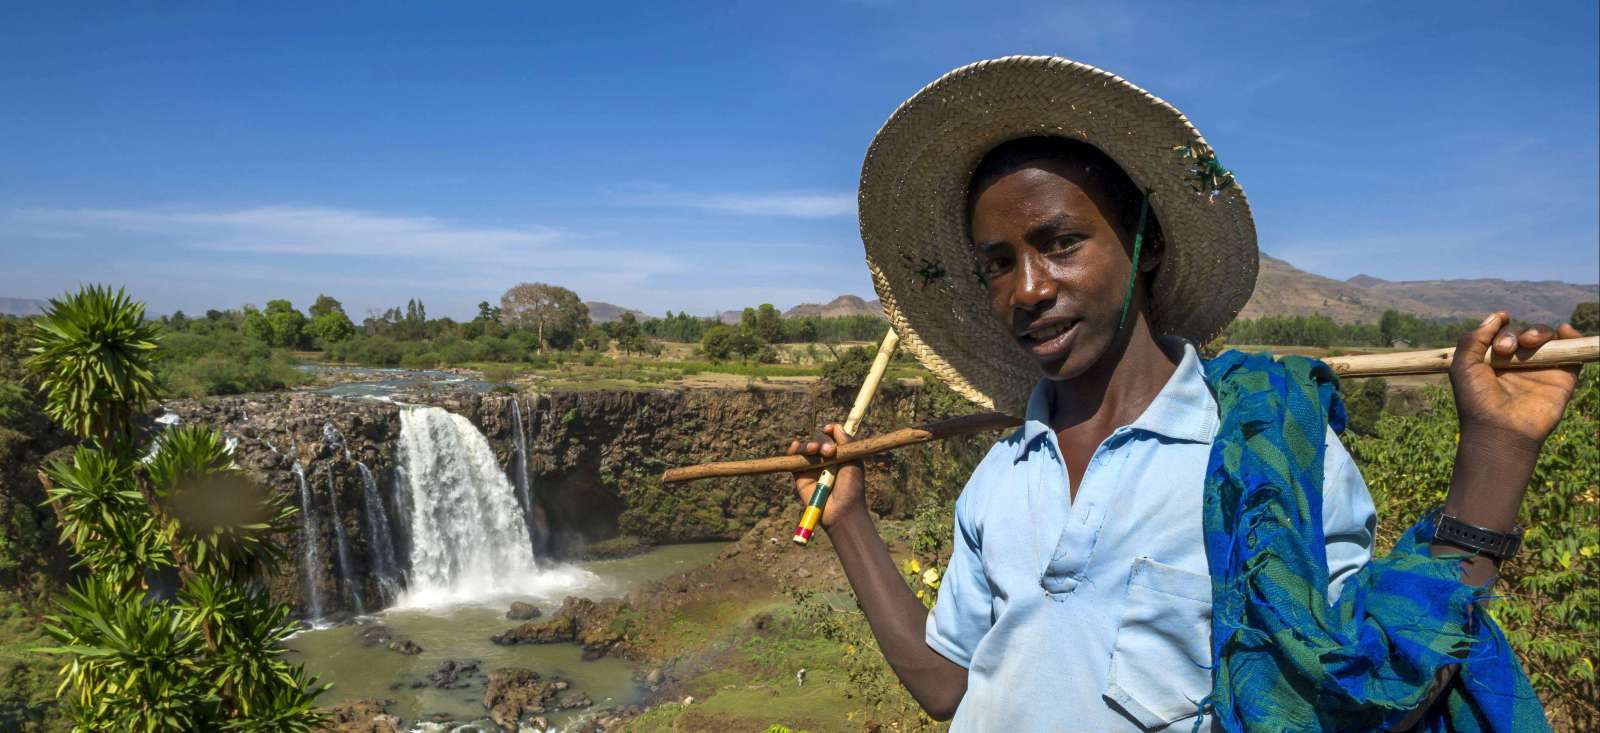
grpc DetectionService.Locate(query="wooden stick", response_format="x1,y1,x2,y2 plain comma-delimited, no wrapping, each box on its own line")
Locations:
1322,335,1597,377
792,329,899,544
663,336,1598,485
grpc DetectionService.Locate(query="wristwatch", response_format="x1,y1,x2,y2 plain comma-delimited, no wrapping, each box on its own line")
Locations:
1433,514,1524,562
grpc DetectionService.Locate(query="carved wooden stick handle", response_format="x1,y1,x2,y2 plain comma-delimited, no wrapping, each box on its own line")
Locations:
663,336,1598,484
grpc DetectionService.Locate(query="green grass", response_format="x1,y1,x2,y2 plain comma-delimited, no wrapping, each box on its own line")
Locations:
0,595,62,732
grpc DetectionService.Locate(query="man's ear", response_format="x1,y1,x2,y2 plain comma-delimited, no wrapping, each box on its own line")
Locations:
1138,232,1163,273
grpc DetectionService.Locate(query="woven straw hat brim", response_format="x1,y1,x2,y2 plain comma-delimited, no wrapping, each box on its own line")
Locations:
860,55,1258,417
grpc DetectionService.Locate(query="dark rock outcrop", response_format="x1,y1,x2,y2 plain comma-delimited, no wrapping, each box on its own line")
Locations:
315,698,402,733
165,379,987,619
482,668,570,732
490,595,631,659
505,601,541,620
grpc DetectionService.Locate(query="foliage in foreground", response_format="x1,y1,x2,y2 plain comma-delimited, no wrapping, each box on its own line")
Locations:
26,286,326,732
1346,364,1599,729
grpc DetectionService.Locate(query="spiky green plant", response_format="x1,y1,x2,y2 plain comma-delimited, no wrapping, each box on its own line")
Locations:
42,445,173,591
24,285,161,444
29,285,326,731
149,426,296,583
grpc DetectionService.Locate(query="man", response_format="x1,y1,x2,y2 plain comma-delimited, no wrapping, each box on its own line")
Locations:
788,56,1577,731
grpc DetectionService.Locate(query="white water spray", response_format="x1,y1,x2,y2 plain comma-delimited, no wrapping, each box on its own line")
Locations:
356,462,402,603
325,471,363,615
292,463,324,620
396,406,593,608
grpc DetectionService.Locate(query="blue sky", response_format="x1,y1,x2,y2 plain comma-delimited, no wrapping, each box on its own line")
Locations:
1,1,1595,319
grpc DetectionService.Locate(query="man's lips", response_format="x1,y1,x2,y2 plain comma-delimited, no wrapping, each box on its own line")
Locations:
1018,319,1078,360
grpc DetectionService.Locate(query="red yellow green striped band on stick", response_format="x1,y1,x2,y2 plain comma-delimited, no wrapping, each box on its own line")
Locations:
794,328,901,545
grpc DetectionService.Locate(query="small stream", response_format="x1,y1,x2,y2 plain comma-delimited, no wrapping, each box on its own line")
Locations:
286,543,727,730
300,364,495,400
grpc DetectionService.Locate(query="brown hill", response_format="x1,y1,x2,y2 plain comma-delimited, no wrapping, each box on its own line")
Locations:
782,295,885,319
1239,255,1596,324
585,301,653,324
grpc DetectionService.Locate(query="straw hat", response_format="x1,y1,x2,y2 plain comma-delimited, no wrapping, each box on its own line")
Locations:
860,55,1258,417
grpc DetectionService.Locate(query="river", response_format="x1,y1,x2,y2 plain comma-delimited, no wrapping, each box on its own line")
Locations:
286,543,727,730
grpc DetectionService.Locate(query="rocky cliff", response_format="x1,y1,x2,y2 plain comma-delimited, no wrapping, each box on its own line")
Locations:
165,381,986,619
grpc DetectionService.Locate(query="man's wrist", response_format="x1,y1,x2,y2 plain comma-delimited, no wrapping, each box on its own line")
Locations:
1446,428,1541,533
824,505,874,541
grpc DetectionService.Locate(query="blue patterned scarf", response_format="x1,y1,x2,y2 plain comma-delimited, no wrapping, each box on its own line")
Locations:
1198,350,1549,732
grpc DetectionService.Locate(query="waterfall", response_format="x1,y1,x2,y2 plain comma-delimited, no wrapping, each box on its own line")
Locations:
510,398,530,512
292,463,324,620
325,471,363,615
396,406,591,608
323,423,351,460
357,462,402,603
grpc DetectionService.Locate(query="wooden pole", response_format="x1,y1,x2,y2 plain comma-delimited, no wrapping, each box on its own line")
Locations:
663,336,1597,485
792,329,899,544
1321,335,1597,377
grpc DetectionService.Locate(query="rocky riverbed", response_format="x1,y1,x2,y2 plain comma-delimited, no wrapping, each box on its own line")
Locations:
161,377,985,619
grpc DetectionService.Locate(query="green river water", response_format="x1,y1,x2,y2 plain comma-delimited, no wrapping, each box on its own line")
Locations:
286,542,728,729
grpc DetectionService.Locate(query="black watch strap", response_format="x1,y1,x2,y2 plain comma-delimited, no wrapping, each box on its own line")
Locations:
1433,514,1523,561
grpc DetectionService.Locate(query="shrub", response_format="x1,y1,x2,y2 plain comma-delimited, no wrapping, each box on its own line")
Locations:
1345,365,1599,727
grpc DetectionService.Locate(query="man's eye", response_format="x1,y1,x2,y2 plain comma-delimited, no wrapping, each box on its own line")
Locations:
1044,235,1084,254
981,257,1012,277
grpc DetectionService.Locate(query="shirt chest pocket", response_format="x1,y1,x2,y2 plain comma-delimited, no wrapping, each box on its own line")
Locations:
1103,556,1214,731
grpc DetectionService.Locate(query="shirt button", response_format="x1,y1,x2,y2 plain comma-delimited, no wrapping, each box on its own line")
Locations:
1040,575,1079,595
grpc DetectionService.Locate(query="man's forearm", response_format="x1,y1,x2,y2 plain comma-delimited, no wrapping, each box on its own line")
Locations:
826,508,967,720
1434,428,1541,586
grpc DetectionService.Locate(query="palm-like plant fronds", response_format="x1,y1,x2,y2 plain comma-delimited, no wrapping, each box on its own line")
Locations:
31,286,327,731
149,425,297,581
39,577,214,732
43,446,173,590
24,284,161,443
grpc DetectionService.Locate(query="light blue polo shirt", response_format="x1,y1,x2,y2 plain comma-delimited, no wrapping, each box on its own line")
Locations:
926,342,1377,732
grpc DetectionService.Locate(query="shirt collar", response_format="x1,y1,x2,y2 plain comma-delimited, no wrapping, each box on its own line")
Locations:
1012,339,1219,462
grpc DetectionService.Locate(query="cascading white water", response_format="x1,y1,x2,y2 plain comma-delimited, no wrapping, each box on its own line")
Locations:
356,462,402,603
510,398,530,512
396,406,593,608
325,471,363,615
292,463,324,620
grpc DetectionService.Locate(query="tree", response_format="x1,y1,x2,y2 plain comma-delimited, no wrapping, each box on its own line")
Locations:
701,324,738,361
308,294,345,320
791,316,820,343
243,300,308,349
26,285,325,730
1572,302,1599,334
308,310,356,345
731,329,764,362
25,286,161,441
499,283,590,353
752,303,787,343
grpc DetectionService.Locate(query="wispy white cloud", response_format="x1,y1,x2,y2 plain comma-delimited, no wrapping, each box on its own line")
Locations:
618,187,855,219
12,205,563,258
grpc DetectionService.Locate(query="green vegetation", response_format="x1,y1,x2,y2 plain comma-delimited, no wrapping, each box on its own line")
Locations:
1346,365,1599,729
1224,309,1478,348
23,286,326,732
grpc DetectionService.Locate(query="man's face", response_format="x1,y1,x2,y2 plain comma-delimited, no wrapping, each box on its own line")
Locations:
969,159,1144,381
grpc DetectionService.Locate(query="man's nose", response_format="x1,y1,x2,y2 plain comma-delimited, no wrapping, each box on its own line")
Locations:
1011,250,1057,312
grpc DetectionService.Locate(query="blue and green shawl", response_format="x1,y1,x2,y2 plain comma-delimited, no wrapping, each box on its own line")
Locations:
1198,350,1549,733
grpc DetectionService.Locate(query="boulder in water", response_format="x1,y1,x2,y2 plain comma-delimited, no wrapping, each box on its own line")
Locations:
388,639,423,655
355,624,395,647
490,616,574,646
506,601,541,620
482,668,567,731
316,698,402,733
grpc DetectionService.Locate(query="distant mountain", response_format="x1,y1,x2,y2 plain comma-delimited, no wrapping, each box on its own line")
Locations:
783,295,885,320
1239,255,1597,325
584,301,652,324
0,297,46,317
